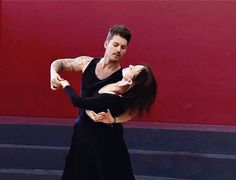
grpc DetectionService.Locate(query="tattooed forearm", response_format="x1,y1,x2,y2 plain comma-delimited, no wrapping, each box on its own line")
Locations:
62,56,93,72
51,56,93,73
50,59,63,73
63,58,79,71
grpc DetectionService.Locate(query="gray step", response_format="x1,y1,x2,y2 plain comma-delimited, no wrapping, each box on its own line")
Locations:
0,124,72,147
130,149,236,180
0,144,236,179
0,169,60,180
0,144,66,170
1,124,236,155
1,121,236,179
0,169,189,180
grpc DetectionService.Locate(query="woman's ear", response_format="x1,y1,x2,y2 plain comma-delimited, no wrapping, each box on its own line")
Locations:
119,79,133,86
127,79,133,85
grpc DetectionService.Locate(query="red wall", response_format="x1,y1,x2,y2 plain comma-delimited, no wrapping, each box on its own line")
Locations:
1,1,236,125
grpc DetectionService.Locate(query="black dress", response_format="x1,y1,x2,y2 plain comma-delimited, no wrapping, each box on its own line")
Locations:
61,58,135,180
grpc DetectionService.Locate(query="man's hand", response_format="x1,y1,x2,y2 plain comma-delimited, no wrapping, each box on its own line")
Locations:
60,79,70,88
50,56,93,90
50,72,63,90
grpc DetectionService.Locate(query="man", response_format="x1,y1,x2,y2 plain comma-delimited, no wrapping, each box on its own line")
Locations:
51,25,130,91
50,25,132,123
50,25,135,180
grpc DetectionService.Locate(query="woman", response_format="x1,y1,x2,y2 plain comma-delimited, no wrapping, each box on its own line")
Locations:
60,64,157,180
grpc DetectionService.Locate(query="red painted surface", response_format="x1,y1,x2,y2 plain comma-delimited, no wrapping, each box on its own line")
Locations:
1,1,236,125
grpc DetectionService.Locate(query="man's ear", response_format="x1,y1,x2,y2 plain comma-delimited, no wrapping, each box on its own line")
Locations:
104,40,108,48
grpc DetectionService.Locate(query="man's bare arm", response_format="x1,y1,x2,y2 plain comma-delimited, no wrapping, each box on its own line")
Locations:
51,56,93,73
50,56,93,90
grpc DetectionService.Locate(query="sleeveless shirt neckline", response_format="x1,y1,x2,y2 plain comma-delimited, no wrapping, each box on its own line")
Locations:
93,58,122,81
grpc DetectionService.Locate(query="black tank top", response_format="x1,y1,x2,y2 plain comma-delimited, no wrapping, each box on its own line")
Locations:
81,57,122,98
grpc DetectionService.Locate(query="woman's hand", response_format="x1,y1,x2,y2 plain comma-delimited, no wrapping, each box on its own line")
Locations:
86,109,115,124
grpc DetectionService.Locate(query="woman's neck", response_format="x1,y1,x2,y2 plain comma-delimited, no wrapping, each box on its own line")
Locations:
99,81,127,95
113,80,129,94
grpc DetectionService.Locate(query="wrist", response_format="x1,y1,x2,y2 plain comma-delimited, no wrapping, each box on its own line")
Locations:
62,83,70,88
50,71,58,79
113,117,116,124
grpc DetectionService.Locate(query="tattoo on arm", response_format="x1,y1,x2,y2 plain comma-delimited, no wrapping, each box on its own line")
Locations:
51,60,63,73
62,56,93,72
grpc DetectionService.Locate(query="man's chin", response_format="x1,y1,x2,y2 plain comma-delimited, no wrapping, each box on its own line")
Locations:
111,59,120,62
112,56,121,61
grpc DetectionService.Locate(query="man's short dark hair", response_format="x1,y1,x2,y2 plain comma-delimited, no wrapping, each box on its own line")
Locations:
106,24,131,44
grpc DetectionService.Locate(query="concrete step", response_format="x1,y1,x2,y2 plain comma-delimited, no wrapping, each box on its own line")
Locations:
1,124,236,155
0,144,236,179
1,121,236,179
0,144,66,170
0,169,60,180
0,124,72,147
130,149,236,180
0,169,189,180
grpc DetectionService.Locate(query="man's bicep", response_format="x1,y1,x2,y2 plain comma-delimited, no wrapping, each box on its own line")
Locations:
62,56,93,72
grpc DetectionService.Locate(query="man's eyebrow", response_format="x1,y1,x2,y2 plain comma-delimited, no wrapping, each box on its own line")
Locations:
111,41,127,46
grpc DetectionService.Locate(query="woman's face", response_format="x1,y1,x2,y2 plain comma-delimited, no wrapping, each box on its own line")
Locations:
122,65,144,81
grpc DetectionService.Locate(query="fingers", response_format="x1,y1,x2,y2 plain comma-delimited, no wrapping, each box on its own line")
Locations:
50,80,61,90
50,82,62,90
87,110,112,124
50,74,64,90
90,111,103,120
57,76,64,81
51,85,58,90
91,112,101,121
98,112,106,116
97,109,110,116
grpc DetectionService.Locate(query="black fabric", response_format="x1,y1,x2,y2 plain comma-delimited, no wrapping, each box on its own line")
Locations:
61,58,135,180
64,86,125,117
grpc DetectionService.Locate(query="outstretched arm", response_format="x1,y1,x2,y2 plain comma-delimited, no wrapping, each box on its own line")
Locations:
64,85,100,109
50,56,93,90
61,80,99,109
60,80,123,114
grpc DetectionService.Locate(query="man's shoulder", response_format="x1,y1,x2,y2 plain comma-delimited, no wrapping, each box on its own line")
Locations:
75,56,94,61
74,56,96,72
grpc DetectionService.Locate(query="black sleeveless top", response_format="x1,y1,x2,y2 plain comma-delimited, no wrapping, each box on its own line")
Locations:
68,57,124,119
81,57,123,98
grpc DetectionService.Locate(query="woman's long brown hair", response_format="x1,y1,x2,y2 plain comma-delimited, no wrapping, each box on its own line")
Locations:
122,64,157,117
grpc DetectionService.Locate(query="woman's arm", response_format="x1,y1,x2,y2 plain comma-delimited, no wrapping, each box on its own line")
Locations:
61,80,124,114
64,85,103,110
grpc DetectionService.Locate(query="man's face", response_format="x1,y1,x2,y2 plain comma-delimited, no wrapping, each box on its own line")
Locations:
104,35,128,61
